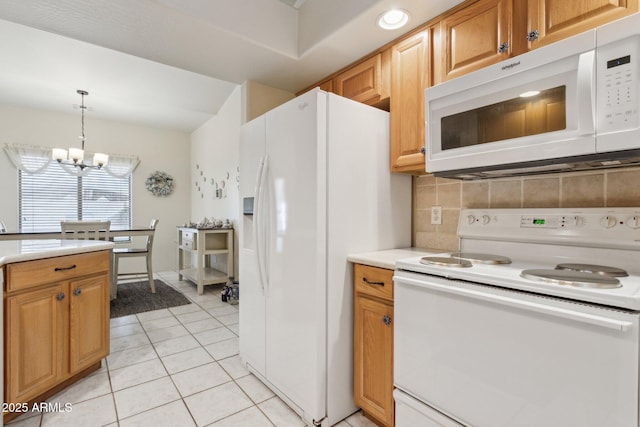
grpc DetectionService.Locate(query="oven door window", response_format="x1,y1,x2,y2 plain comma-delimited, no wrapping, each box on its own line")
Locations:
441,86,566,151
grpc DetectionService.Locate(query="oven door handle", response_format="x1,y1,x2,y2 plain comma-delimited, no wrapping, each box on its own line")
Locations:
395,276,633,332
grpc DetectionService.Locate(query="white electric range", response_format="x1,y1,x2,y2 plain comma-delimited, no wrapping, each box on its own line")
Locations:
393,208,640,427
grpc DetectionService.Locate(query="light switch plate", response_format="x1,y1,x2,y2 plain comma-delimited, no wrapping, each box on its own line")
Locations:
431,206,442,225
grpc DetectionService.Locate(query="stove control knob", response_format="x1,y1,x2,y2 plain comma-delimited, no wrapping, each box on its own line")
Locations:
600,215,617,228
481,215,491,225
467,215,476,224
625,216,640,229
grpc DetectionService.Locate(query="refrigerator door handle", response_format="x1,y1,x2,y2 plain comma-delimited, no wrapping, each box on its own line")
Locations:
255,155,270,295
253,156,266,293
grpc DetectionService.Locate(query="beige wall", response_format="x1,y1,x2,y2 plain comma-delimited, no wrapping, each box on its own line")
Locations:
241,80,294,124
190,86,241,279
413,167,640,250
0,105,191,273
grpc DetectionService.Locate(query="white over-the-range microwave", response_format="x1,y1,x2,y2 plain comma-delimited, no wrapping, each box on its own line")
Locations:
426,13,640,179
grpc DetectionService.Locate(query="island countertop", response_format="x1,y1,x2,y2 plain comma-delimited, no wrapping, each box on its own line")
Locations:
0,239,114,267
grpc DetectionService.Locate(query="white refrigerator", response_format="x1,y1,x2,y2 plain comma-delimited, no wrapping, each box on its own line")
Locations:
239,88,411,426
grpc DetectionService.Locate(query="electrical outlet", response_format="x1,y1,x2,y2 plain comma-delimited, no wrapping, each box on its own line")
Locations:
431,206,442,225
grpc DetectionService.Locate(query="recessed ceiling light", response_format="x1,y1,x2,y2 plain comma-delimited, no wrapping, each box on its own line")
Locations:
377,9,409,30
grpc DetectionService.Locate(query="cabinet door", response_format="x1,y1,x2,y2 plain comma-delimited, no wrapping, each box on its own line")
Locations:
526,0,638,49
319,79,333,93
69,274,110,374
354,295,394,427
440,0,513,81
334,53,389,105
5,283,68,403
390,31,430,174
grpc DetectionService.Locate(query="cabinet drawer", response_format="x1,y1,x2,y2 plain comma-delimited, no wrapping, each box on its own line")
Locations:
5,250,110,293
182,230,195,241
183,239,196,250
354,264,394,301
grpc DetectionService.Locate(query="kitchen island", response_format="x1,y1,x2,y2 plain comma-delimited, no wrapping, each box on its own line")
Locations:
0,239,114,424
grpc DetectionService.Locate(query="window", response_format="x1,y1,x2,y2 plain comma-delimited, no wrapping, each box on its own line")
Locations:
19,163,131,232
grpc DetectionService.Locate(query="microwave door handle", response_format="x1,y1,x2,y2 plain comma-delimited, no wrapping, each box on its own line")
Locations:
576,50,595,136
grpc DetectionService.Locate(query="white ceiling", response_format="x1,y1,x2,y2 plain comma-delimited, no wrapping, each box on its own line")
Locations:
0,0,461,133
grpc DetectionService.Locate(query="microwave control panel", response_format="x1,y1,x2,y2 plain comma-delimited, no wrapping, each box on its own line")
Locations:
597,36,639,133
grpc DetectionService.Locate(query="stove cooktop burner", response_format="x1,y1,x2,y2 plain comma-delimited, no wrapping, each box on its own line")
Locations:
449,252,512,265
555,263,629,277
420,256,472,268
521,269,622,289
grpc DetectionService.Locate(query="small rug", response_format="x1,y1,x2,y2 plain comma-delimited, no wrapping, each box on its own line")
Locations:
110,279,191,318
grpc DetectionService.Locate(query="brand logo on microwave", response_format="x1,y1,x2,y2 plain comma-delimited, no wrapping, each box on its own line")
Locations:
501,61,521,71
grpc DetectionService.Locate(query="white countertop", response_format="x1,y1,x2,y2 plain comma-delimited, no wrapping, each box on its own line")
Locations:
347,247,440,270
0,239,114,266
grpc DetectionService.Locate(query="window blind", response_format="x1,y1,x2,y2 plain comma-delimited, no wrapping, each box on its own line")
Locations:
19,161,131,232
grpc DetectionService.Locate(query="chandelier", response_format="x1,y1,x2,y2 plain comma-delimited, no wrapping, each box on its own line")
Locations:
52,89,108,170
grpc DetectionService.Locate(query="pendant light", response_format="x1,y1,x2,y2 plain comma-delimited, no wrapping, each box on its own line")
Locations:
52,89,108,170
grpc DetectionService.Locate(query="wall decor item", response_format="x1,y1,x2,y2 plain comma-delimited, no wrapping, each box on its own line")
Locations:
146,171,174,197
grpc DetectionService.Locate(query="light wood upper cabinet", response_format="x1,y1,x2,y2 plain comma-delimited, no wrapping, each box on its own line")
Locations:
390,30,431,174
440,0,513,82
334,52,390,106
318,79,333,93
524,0,639,50
297,0,639,175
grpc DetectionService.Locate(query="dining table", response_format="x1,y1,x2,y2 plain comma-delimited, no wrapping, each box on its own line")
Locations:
0,226,154,241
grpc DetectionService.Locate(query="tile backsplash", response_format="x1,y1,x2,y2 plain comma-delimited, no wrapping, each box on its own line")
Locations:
413,166,640,251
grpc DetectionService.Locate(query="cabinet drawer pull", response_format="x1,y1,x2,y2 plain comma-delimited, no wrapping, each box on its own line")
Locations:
56,293,65,301
383,315,392,326
54,264,77,272
73,288,82,296
363,277,385,286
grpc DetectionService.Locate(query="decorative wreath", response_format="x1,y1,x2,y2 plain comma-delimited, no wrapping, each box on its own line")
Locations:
145,171,174,197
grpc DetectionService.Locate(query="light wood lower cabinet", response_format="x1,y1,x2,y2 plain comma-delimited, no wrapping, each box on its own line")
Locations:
354,263,394,427
4,250,110,419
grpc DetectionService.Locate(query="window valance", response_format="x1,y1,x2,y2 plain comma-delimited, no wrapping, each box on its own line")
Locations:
4,143,140,178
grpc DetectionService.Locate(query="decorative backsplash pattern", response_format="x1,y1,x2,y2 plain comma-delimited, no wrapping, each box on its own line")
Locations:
413,166,640,251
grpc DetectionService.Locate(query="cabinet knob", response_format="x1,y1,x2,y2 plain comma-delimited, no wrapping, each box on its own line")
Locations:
56,293,65,301
527,30,539,42
420,147,426,155
498,42,509,54
73,288,82,296
382,315,392,326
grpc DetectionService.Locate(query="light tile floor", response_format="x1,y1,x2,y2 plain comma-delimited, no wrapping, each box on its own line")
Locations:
7,271,377,427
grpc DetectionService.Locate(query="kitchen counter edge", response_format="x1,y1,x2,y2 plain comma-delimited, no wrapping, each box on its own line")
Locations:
0,239,115,267
347,247,439,270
